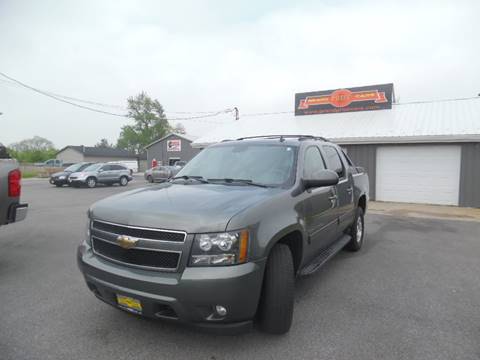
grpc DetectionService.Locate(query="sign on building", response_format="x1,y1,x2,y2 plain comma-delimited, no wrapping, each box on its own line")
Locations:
295,83,394,115
167,139,181,152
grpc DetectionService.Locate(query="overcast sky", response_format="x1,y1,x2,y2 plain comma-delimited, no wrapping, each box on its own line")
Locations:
1,0,479,148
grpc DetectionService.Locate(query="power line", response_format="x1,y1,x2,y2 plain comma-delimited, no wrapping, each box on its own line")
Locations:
0,72,235,121
0,71,129,117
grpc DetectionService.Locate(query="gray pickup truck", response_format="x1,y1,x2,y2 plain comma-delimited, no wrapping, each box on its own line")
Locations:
77,135,369,334
0,144,28,226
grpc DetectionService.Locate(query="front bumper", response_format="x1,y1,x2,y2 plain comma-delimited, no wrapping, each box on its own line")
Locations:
77,241,266,333
50,177,68,186
68,178,87,185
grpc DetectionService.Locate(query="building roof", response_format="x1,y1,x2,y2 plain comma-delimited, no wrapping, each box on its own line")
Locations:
145,133,197,149
192,97,480,147
57,145,137,158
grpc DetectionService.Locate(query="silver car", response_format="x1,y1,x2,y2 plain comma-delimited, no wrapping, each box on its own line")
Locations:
144,165,182,183
69,163,133,188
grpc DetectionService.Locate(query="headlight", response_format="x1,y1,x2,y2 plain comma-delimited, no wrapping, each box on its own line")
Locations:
59,175,66,180
190,230,249,266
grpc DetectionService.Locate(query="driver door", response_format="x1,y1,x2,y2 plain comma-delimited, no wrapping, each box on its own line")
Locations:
300,146,339,259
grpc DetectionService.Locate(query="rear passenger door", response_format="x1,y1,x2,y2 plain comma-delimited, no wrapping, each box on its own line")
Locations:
98,165,113,183
301,146,339,256
321,145,355,233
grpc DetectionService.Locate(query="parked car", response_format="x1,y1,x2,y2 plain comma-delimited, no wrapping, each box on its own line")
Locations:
144,165,181,183
77,135,369,334
108,160,138,175
69,163,132,188
34,159,63,167
175,160,187,167
49,162,94,187
0,144,28,226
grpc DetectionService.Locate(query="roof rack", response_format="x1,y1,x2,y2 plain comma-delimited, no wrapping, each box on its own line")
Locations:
235,135,329,142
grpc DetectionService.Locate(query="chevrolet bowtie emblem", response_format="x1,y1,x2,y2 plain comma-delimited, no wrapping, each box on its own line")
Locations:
116,235,138,249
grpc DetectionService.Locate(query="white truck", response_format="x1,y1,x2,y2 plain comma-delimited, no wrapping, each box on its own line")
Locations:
0,144,28,226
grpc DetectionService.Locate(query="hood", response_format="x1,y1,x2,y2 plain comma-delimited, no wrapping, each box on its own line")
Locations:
51,171,69,177
91,182,282,233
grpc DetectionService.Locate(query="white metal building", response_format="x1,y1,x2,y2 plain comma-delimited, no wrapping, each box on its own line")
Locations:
193,97,480,207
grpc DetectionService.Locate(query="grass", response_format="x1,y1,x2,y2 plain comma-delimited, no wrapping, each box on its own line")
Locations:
22,170,41,179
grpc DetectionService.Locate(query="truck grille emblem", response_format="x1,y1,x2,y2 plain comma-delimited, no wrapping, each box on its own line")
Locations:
116,235,138,249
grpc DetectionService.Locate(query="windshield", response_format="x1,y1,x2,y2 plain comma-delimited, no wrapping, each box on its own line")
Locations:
176,143,298,187
65,163,88,172
82,163,103,172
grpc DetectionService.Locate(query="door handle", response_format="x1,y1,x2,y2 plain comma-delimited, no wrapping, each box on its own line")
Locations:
347,187,353,193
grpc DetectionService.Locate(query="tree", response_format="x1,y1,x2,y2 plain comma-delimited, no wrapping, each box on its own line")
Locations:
117,92,172,154
8,136,57,163
172,123,186,135
95,138,114,148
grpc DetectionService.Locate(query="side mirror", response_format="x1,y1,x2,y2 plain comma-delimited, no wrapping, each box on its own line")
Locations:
302,169,339,190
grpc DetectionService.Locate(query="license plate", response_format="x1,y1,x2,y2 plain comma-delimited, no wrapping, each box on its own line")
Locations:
116,294,142,314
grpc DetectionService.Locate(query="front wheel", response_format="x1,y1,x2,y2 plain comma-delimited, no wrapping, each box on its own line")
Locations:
119,176,128,186
258,243,294,334
86,177,97,188
146,175,153,183
345,207,365,251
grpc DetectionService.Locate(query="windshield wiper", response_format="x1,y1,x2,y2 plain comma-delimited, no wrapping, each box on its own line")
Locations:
171,175,210,184
207,178,269,188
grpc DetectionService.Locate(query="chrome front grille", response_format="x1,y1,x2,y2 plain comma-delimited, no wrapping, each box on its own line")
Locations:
90,220,186,271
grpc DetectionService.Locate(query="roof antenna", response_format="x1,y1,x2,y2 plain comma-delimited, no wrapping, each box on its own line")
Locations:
280,135,285,142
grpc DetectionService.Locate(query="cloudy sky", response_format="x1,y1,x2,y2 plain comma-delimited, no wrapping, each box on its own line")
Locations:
1,0,479,148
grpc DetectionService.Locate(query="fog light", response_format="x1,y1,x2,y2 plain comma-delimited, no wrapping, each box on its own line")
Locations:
215,305,227,316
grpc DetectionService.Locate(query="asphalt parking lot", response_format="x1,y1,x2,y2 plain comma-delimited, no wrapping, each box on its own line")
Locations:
1,178,479,360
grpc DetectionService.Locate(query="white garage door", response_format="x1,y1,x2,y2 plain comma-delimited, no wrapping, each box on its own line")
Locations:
376,145,461,205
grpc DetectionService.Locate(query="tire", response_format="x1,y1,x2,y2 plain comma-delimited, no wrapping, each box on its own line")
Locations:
345,207,365,252
258,243,294,334
86,177,97,188
119,176,128,186
147,175,153,183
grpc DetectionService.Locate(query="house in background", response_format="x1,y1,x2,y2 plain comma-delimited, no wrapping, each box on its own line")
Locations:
145,133,200,167
56,146,137,164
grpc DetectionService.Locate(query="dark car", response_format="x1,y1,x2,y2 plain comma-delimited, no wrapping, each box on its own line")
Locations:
78,135,369,334
49,162,94,187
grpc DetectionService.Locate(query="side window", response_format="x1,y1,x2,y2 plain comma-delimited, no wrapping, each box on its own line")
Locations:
341,150,353,167
303,146,326,178
322,146,345,178
101,165,111,171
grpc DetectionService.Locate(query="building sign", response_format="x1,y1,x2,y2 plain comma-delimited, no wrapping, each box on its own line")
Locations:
167,139,181,152
295,83,394,115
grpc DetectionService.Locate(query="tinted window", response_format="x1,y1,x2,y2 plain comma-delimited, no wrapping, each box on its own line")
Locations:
100,165,112,171
303,146,325,178
84,163,103,171
323,146,344,178
111,165,126,171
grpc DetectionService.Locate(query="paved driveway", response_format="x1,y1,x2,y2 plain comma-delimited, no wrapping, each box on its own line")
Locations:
1,179,479,360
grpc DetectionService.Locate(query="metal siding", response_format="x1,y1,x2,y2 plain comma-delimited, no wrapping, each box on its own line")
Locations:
459,143,480,208
343,145,377,200
146,134,201,168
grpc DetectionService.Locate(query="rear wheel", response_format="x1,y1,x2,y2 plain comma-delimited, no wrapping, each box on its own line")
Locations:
345,207,364,251
258,243,294,334
119,176,128,186
86,177,97,188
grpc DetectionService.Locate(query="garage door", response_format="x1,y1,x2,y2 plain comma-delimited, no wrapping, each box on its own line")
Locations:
376,145,461,205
